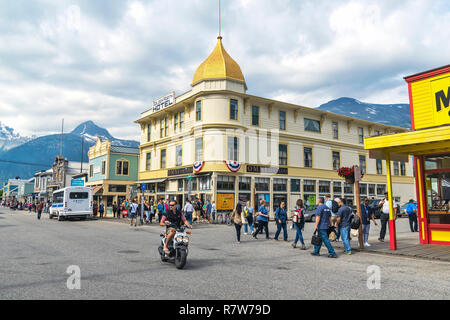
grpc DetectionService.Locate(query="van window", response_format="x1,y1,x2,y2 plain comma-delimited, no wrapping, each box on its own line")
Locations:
53,191,64,204
69,192,89,199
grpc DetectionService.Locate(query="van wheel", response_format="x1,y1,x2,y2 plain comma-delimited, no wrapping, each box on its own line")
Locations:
58,214,64,221
49,214,53,219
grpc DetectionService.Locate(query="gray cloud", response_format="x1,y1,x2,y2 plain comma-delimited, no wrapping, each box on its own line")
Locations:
0,0,449,140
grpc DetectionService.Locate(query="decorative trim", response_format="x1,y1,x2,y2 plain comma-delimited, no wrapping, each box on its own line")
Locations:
193,161,205,174
225,161,241,172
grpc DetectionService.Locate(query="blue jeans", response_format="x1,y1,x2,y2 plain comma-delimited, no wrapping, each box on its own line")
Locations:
244,217,254,233
275,222,288,240
362,224,371,243
293,222,305,245
185,212,193,225
340,226,351,253
313,229,336,256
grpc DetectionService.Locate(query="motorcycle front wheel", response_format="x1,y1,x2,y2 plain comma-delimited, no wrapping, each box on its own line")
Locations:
175,249,187,269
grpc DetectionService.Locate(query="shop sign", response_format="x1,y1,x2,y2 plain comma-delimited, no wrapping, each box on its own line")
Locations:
246,165,288,175
152,92,175,113
217,193,234,211
409,72,450,129
168,167,193,177
71,178,85,187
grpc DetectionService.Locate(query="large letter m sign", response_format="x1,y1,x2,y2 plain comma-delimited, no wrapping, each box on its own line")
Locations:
436,86,450,112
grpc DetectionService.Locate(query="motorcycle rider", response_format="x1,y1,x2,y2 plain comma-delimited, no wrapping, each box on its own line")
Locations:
160,200,192,255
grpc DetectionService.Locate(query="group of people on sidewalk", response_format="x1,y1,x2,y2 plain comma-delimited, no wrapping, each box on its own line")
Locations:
229,194,387,258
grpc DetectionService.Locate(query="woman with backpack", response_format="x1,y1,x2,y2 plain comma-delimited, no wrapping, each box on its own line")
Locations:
230,203,243,243
291,199,306,250
243,201,254,235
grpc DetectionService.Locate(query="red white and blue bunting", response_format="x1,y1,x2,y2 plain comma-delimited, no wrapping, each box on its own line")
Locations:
225,161,241,172
193,161,205,174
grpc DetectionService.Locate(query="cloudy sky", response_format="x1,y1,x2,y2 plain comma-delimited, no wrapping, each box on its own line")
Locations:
1,0,449,141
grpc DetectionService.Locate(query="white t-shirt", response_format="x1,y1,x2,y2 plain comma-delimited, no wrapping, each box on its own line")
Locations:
381,199,397,214
184,203,194,213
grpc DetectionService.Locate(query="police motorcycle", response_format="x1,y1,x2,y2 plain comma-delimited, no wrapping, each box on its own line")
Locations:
158,224,191,269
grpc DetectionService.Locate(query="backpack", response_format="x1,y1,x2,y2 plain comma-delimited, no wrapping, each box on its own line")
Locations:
292,207,305,223
350,213,361,230
331,200,339,214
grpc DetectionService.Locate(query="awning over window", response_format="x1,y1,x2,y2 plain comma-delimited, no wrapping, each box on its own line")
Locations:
138,179,167,184
91,186,103,195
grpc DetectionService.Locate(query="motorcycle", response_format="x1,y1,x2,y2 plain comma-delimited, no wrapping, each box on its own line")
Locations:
158,225,191,269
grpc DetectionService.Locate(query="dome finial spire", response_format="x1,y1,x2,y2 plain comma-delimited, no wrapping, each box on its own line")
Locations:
218,0,221,38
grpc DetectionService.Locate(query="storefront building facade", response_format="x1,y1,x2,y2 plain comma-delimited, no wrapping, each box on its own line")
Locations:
365,65,450,246
136,35,416,216
86,138,139,213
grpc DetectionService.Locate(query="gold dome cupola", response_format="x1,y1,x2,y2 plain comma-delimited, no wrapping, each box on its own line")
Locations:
192,36,247,90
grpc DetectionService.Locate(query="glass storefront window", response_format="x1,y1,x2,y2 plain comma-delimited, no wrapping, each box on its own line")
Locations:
368,184,376,196
239,177,251,191
359,183,367,195
273,194,287,211
291,179,301,193
273,179,287,192
255,178,270,191
199,176,211,191
318,181,330,194
303,180,315,193
425,155,450,224
333,181,342,195
344,183,354,194
217,175,235,191
377,184,386,195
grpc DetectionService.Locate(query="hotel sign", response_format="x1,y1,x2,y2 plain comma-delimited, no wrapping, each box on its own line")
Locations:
152,92,175,113
246,165,288,175
168,167,193,177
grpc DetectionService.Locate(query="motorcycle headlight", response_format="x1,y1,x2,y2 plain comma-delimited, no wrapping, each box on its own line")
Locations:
175,236,183,242
183,237,189,243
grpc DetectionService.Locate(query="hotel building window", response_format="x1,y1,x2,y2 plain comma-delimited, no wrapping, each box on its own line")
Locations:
164,117,168,137
305,118,321,133
255,178,270,191
377,184,386,195
332,122,339,139
217,175,235,191
160,119,164,138
157,182,166,193
344,183,354,194
332,151,340,170
304,147,312,168
400,162,406,176
101,161,106,175
393,162,399,176
303,180,315,193
146,152,151,171
195,137,203,162
147,123,151,142
369,184,376,196
160,149,166,169
291,179,301,193
273,179,287,192
358,127,364,144
174,113,178,133
279,144,288,166
199,176,211,191
116,160,129,176
333,181,342,195
89,164,93,177
176,145,182,167
376,159,383,175
196,101,202,121
319,181,331,195
359,155,366,174
239,177,251,191
185,179,197,192
179,111,184,131
252,106,259,126
230,99,238,120
178,179,184,192
360,183,367,195
279,111,286,130
228,137,239,161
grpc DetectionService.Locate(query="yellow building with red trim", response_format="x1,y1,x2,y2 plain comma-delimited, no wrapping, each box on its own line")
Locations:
365,65,450,247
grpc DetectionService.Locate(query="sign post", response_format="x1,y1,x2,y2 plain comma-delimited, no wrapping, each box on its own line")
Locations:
354,166,364,249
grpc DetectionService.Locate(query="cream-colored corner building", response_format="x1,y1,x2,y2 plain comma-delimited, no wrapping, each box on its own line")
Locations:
135,35,415,215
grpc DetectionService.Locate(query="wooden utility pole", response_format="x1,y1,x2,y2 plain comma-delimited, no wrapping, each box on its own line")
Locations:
354,166,364,249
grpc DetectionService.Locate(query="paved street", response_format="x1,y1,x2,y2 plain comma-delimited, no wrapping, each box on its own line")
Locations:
1,207,449,300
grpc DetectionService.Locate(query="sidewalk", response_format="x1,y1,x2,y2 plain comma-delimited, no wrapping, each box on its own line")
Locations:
333,232,450,262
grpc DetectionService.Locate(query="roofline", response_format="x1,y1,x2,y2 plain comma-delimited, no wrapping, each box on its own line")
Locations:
404,64,450,83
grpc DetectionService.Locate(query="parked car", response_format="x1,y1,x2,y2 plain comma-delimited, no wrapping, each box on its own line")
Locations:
304,205,318,222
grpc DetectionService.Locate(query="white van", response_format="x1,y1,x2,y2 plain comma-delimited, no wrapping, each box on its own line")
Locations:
50,187,93,221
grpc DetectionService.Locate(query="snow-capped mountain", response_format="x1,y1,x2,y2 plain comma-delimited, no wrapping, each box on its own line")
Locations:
0,122,32,152
0,121,139,181
317,97,411,129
